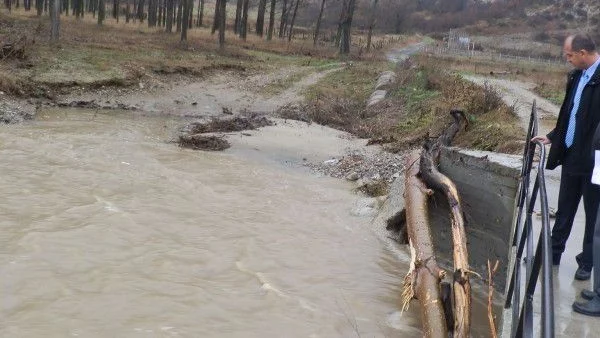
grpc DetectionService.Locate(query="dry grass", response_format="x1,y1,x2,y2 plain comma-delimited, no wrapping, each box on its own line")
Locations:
0,8,381,97
290,56,525,154
414,53,568,105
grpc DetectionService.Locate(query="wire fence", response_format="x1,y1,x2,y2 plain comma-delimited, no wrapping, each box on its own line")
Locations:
419,45,564,66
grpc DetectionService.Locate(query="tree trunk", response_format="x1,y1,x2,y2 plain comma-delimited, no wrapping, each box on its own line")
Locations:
148,0,155,27
403,150,448,337
218,0,225,48
418,110,471,337
196,0,203,26
255,0,266,36
365,0,378,52
158,0,163,26
180,0,189,40
162,0,167,25
287,0,299,42
50,0,60,42
137,0,144,22
112,0,119,21
338,0,355,55
266,0,276,41
278,0,287,38
176,0,182,32
211,0,220,34
240,0,248,40
234,0,242,34
132,0,136,21
187,0,193,28
166,0,173,31
126,1,130,22
313,0,325,45
335,0,347,47
36,0,43,15
97,0,104,24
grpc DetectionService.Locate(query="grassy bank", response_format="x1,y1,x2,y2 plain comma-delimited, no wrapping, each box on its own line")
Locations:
1,9,388,98
416,52,568,105
293,55,526,154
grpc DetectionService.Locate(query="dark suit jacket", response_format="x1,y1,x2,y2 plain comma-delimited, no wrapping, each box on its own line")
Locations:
547,67,600,174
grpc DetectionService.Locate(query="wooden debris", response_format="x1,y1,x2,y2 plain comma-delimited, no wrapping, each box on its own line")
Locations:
402,150,448,337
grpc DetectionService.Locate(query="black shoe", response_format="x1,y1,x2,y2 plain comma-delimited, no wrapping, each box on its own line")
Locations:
573,296,600,316
582,289,597,300
575,267,592,281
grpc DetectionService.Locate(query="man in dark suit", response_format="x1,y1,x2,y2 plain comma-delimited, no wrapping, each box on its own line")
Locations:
572,118,600,315
532,33,600,281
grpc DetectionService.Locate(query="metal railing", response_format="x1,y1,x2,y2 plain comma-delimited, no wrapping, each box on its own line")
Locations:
504,100,554,338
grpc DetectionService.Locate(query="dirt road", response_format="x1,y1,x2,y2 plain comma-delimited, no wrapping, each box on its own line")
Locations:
464,75,560,134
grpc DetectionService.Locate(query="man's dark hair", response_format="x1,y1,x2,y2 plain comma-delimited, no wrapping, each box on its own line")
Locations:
572,33,597,52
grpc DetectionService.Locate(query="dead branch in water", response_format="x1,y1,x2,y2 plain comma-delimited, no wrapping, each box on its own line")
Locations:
402,150,448,337
419,110,471,337
487,260,500,338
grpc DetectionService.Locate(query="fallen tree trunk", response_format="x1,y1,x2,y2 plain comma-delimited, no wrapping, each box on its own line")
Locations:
403,150,448,337
419,110,471,337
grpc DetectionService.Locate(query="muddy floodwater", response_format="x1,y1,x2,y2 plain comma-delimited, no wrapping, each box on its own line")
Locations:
0,108,501,337
0,108,421,337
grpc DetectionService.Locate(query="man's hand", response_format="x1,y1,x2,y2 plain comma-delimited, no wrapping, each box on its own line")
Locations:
531,135,551,145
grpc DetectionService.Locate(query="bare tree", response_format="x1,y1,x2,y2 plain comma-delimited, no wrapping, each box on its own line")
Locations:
137,0,145,22
240,0,249,40
234,0,243,34
176,0,182,32
218,0,226,48
35,0,43,15
148,0,156,26
166,0,173,31
366,0,379,52
335,0,348,47
266,0,276,41
50,0,60,42
278,0,288,38
98,0,105,24
267,0,277,41
256,0,267,36
287,0,300,42
181,0,190,41
212,0,220,34
188,0,193,28
339,0,356,55
158,0,163,26
112,0,119,22
196,0,204,26
313,0,325,45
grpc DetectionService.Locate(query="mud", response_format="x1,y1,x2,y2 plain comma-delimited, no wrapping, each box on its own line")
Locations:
0,99,35,124
178,134,231,151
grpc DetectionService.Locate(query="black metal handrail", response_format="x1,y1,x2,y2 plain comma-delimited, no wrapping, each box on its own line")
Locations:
504,100,554,338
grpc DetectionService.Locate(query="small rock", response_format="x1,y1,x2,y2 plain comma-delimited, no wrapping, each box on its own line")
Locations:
222,107,232,115
324,159,339,165
139,82,144,89
346,172,360,181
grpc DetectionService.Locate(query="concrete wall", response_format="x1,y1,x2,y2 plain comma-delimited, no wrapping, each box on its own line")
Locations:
428,147,521,293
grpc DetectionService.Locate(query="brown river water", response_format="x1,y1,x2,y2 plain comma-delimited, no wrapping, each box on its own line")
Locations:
0,108,422,337
0,108,498,337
